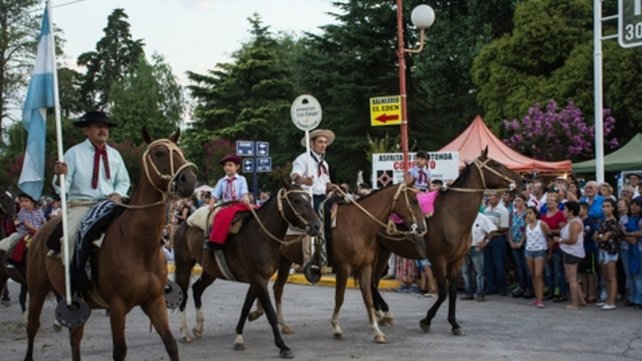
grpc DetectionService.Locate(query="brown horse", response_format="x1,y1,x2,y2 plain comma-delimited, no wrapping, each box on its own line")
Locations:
24,129,197,361
172,181,321,359
0,185,18,306
375,148,522,335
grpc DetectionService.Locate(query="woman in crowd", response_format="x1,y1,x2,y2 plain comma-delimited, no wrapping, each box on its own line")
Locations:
622,198,642,308
555,201,585,310
594,198,621,310
525,206,552,308
540,192,567,301
509,194,533,298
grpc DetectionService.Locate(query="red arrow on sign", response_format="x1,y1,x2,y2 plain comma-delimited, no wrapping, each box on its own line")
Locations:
375,114,400,123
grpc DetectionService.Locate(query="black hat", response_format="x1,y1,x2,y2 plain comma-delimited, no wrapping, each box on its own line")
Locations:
73,111,118,128
219,153,241,165
18,192,36,204
415,150,429,159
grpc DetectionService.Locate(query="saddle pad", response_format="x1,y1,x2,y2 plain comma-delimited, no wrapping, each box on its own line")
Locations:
187,206,217,231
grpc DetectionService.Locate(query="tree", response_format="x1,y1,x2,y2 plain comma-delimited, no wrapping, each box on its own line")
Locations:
109,54,183,144
0,0,40,132
472,0,642,140
57,67,83,118
502,100,617,161
77,8,145,110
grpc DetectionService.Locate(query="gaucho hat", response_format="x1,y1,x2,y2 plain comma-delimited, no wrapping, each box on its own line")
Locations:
73,110,118,128
300,129,335,147
219,153,241,165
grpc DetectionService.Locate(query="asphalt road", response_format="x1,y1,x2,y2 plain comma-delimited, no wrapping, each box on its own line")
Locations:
1,277,641,361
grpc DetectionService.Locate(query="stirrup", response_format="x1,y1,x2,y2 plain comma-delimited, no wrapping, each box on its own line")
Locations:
303,262,321,284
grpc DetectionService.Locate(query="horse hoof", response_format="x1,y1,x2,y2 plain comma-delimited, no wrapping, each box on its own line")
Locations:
192,327,203,339
281,325,294,335
233,343,246,351
419,321,430,333
452,328,465,336
179,336,192,344
332,332,343,340
280,350,294,359
374,335,388,344
248,311,261,321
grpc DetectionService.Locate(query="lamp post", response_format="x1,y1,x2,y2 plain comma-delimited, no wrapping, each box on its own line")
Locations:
397,1,435,173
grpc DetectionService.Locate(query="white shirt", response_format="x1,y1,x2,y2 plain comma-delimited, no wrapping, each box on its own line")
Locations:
471,213,497,247
560,217,585,258
483,203,510,229
526,220,548,252
53,139,131,201
291,151,331,196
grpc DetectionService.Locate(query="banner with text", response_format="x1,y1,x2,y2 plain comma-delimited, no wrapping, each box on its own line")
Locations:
371,152,460,189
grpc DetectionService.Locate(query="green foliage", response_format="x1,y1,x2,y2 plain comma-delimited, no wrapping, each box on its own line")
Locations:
77,8,145,110
109,54,183,145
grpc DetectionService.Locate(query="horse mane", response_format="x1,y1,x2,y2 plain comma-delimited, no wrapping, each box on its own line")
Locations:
354,184,392,202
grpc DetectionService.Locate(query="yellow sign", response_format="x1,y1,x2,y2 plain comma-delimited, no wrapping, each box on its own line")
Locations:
370,95,401,126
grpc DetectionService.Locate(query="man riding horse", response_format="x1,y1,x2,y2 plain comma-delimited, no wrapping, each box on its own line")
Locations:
49,110,130,258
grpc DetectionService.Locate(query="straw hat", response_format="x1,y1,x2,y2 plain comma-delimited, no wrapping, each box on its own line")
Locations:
300,129,335,147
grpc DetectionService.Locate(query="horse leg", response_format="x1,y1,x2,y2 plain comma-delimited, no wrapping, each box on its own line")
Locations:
254,278,293,359
420,268,448,333
331,265,350,339
141,295,180,361
108,301,130,361
19,283,28,314
191,272,216,339
24,277,52,361
175,258,195,343
357,266,387,343
447,271,464,335
273,255,294,334
233,284,258,351
69,325,85,361
373,248,393,326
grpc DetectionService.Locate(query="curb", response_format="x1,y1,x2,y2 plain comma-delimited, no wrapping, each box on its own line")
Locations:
166,263,401,290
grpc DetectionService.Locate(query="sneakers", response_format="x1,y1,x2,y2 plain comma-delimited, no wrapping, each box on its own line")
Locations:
475,295,485,302
595,302,605,308
600,304,616,310
511,288,524,298
535,300,545,308
460,294,474,300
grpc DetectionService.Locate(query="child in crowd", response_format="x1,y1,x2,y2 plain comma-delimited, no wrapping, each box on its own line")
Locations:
579,202,598,303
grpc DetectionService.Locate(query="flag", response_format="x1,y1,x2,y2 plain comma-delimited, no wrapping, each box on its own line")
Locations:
18,6,56,201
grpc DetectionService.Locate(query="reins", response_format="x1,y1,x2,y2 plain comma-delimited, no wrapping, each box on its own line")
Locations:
446,158,517,193
246,188,313,246
113,139,197,210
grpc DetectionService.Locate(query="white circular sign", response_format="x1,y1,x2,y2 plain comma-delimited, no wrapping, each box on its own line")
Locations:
290,94,322,131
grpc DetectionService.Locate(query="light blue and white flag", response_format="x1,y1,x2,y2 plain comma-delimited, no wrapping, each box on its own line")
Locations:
18,6,56,201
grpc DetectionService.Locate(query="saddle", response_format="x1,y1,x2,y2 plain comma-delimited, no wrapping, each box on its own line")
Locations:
188,204,250,241
6,234,30,267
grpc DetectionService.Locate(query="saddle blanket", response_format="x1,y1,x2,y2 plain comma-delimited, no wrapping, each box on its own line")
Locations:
187,205,215,231
8,234,29,264
417,190,438,215
208,203,251,246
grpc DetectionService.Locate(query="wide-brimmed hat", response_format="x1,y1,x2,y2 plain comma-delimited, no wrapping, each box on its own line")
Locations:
300,129,335,147
73,111,118,128
219,153,241,165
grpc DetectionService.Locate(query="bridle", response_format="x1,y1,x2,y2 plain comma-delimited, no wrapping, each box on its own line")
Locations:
447,158,517,193
115,139,197,210
248,188,318,244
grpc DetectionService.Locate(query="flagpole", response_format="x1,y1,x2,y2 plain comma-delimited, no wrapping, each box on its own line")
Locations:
47,0,72,306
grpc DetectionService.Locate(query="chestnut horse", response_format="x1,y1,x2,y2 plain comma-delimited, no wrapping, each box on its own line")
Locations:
172,181,321,359
375,148,522,335
24,129,197,361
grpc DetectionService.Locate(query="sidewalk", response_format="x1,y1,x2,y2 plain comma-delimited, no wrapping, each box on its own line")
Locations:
166,262,401,290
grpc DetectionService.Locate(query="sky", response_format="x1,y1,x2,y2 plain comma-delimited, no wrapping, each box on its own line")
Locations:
50,0,337,85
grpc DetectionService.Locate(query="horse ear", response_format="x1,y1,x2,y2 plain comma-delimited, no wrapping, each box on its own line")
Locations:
169,127,181,143
281,173,293,189
481,145,489,159
142,127,153,144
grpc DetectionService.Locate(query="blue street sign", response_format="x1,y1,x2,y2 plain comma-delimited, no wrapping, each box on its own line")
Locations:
236,140,254,156
256,157,272,173
256,141,270,156
242,158,254,173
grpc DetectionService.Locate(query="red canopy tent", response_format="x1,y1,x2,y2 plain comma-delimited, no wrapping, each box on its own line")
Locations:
439,115,572,174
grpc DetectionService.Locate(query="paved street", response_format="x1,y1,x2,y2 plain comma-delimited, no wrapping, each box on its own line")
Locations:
1,277,641,361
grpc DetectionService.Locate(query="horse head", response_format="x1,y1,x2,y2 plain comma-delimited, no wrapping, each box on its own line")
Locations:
475,146,523,192
279,181,321,236
141,127,198,199
0,186,17,219
389,183,427,256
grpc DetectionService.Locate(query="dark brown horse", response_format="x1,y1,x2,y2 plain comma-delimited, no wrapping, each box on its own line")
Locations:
375,148,522,335
173,181,321,359
24,129,197,361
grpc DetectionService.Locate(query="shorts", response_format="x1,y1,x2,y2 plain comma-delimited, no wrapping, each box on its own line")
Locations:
578,251,597,274
562,251,584,265
525,249,547,258
416,259,431,269
598,249,619,264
